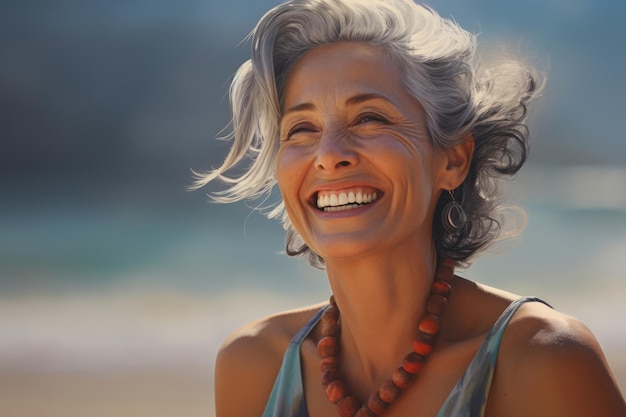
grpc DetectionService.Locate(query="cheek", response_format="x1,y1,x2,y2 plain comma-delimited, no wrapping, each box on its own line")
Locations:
371,135,439,202
275,147,307,207
372,133,433,174
275,149,314,241
276,147,296,184
275,155,291,208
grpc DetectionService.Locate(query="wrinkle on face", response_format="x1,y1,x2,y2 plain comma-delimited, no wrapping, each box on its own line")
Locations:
275,42,447,260
280,89,432,156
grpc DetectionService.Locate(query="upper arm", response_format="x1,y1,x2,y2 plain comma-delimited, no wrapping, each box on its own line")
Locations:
214,320,286,417
489,308,626,417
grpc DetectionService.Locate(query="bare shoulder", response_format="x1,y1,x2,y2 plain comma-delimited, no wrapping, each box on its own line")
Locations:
488,300,626,417
214,303,326,417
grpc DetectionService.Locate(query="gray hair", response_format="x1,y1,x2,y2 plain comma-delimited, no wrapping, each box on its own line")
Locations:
193,0,542,268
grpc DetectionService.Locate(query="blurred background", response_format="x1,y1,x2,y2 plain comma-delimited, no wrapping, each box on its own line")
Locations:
1,0,625,415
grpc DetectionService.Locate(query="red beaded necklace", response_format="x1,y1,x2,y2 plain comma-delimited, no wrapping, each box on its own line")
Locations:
317,258,455,417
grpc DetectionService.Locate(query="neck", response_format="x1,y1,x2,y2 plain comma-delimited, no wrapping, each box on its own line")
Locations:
324,242,438,386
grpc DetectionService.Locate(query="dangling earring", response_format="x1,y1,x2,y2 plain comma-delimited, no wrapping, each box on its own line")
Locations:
442,189,467,233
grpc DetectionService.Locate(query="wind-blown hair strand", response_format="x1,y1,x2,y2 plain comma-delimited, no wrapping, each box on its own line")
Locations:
193,0,542,268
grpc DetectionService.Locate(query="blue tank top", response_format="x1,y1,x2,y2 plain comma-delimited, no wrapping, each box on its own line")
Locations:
262,296,550,417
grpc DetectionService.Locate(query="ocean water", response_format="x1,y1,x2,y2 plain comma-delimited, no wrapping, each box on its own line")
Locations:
1,166,625,380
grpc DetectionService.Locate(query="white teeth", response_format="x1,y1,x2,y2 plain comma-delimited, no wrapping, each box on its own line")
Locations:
316,189,380,210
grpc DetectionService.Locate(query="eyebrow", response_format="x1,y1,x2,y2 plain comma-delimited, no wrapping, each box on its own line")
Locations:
283,93,392,116
283,102,315,116
345,93,392,106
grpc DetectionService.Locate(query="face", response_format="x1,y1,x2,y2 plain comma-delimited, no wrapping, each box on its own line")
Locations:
276,42,453,262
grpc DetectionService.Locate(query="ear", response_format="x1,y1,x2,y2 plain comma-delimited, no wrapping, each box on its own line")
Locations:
437,134,474,190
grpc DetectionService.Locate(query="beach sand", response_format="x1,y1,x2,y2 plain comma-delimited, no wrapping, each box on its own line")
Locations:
1,357,623,417
0,368,214,417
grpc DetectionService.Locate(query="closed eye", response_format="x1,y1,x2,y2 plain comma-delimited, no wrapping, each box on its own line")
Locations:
286,124,319,140
357,113,388,125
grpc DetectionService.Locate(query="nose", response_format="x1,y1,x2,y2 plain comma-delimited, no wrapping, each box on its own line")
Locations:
314,131,358,172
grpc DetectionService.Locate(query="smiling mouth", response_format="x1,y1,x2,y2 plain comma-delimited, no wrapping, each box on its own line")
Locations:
314,188,381,212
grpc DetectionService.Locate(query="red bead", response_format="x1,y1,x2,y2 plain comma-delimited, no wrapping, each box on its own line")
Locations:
322,304,339,321
426,294,448,315
322,368,341,388
412,336,434,356
367,393,388,414
431,279,452,296
321,319,339,337
321,308,339,325
329,295,337,307
378,380,401,403
439,257,455,270
392,367,412,389
402,352,425,374
435,267,454,282
320,356,339,372
337,395,360,417
436,258,455,281
355,406,376,417
326,380,347,403
418,314,441,335
317,336,339,358
416,331,435,346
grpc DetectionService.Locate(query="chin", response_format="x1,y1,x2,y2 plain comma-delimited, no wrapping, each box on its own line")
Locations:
308,234,384,262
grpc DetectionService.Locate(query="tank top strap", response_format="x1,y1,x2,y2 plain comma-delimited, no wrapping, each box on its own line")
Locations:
262,306,327,417
437,296,552,417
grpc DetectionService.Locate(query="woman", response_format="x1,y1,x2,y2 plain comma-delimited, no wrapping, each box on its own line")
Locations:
198,0,626,416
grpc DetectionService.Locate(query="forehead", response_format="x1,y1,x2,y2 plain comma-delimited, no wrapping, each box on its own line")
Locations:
282,42,408,110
